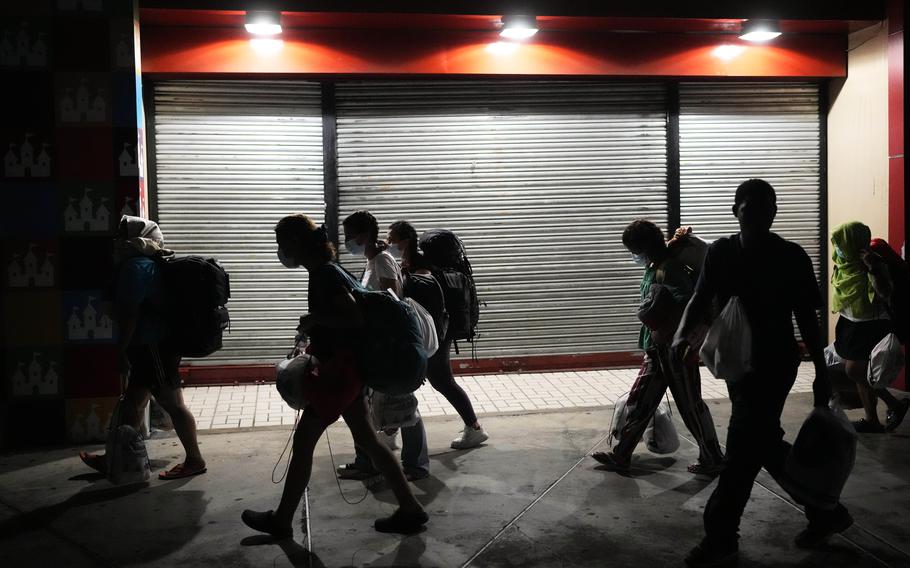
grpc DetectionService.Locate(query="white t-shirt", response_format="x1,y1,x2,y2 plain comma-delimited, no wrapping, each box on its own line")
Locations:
362,250,402,291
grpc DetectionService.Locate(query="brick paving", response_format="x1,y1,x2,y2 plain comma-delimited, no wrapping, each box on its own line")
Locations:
185,363,815,431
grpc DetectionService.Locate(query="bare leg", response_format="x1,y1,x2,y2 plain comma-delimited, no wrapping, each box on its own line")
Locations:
342,397,423,514
155,386,205,468
273,408,328,528
845,359,881,425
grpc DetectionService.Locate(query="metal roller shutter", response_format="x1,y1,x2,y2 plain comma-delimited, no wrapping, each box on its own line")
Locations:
678,82,823,275
335,81,668,358
152,80,324,365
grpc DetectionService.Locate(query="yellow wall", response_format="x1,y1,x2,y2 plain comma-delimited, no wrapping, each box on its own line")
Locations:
826,22,890,338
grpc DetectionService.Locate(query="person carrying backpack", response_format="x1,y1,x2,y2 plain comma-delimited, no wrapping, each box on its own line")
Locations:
592,220,724,475
831,222,909,433
390,221,489,449
335,211,431,482
672,179,850,567
241,214,427,538
79,216,206,480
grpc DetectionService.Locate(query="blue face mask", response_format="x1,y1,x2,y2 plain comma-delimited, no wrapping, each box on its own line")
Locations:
387,243,403,259
631,253,648,266
833,245,846,261
345,239,366,257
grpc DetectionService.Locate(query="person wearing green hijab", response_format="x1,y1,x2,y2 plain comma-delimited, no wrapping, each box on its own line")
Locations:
831,221,908,433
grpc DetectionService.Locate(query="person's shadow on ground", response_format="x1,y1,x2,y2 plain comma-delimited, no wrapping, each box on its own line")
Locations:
241,534,328,568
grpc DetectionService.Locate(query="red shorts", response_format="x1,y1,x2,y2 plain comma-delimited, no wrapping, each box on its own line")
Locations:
301,347,364,425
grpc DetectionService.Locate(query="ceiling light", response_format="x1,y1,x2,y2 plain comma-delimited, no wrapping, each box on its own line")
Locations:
245,11,282,36
739,19,781,42
500,15,538,40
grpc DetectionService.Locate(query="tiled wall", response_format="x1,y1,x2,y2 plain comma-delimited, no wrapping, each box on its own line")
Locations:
1,0,145,448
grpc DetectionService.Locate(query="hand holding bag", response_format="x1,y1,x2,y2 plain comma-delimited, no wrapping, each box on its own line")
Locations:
699,296,753,382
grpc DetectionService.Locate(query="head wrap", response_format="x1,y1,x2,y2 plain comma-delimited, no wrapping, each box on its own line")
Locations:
831,221,874,317
114,215,171,261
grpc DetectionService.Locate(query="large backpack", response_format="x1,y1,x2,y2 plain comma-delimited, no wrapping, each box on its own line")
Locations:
336,266,428,395
156,255,230,358
418,229,480,342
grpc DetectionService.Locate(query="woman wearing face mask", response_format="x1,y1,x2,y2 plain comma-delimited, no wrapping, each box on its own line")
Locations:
387,220,489,450
335,211,431,482
831,221,909,433
241,214,427,537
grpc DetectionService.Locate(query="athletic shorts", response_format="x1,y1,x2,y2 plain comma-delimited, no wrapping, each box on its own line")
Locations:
834,317,892,361
126,342,182,394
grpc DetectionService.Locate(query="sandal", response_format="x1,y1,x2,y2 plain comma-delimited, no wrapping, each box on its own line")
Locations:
886,399,910,432
79,451,106,474
159,463,207,480
852,419,886,433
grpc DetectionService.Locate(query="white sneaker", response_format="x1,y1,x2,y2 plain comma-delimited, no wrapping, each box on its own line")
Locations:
379,430,400,451
450,426,488,449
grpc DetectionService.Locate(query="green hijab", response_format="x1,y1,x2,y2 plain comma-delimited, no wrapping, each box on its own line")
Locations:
830,221,875,317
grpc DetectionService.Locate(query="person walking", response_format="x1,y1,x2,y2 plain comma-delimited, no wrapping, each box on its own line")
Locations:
831,222,910,432
241,214,427,537
592,220,724,475
79,216,206,480
335,211,431,482
673,179,851,567
387,220,489,449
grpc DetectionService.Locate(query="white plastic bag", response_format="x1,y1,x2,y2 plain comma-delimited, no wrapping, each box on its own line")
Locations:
275,353,319,410
645,400,680,455
700,296,753,382
369,390,420,430
781,402,856,510
868,333,905,390
609,393,633,445
105,397,151,485
403,297,438,357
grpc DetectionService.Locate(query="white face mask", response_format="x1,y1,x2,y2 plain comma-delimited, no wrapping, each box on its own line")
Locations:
631,253,648,266
388,243,403,259
277,248,298,268
345,238,366,257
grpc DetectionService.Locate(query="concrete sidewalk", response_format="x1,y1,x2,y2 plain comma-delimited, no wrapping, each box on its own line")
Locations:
1,393,908,567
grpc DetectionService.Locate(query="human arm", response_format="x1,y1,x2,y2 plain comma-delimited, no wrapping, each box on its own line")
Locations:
793,247,830,408
672,245,719,362
298,290,364,333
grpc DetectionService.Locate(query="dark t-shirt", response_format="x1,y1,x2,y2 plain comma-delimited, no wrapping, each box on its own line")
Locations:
695,233,821,370
306,263,360,360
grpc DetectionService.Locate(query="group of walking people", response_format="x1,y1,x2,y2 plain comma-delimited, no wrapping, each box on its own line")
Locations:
77,176,908,566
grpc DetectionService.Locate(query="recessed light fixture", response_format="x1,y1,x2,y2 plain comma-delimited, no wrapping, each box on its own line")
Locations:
245,10,282,36
500,15,538,40
739,19,781,42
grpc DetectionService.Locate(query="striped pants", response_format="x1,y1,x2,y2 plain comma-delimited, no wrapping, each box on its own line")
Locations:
615,345,724,466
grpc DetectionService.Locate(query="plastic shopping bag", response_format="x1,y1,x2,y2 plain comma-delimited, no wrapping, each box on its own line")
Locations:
609,393,632,446
275,353,319,410
645,400,680,455
699,296,752,382
781,402,856,511
403,297,438,357
105,396,151,485
868,333,905,390
369,390,420,430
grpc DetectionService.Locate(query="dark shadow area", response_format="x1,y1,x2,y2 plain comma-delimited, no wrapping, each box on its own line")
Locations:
241,534,328,568
342,534,428,568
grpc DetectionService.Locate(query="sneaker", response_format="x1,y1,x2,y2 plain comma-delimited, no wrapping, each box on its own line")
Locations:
404,467,430,482
886,399,910,432
591,451,630,472
687,462,725,477
853,418,886,433
450,425,488,449
684,540,738,567
795,507,853,549
336,462,380,480
380,430,400,451
374,508,429,534
241,509,293,539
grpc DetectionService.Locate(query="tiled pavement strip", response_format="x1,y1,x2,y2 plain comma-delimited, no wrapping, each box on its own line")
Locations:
186,363,815,431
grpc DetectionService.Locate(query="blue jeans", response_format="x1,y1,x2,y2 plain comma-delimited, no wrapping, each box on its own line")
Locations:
354,417,429,475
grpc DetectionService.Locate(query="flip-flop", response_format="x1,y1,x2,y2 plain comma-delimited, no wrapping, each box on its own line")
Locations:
79,450,106,474
159,463,207,480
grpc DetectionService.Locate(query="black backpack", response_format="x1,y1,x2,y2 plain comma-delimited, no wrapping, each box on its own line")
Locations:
157,255,230,358
418,229,480,342
404,272,449,341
